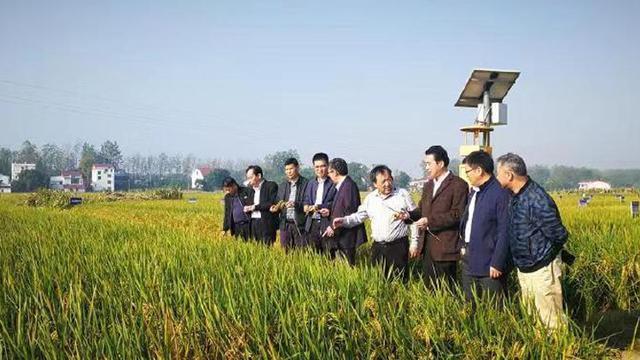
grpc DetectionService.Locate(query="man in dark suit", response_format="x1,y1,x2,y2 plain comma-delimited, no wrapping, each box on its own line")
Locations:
221,177,253,241
408,145,468,289
323,158,367,266
459,151,511,304
243,165,279,245
303,152,336,254
271,158,309,251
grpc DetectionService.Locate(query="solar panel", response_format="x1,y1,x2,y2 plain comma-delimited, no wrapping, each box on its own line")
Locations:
454,69,520,108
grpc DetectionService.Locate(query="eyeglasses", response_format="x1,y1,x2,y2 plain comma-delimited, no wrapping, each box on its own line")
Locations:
464,167,478,175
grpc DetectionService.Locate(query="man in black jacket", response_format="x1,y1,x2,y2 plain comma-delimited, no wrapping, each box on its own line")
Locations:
221,177,253,241
323,158,367,266
243,165,279,245
496,153,569,329
271,158,309,251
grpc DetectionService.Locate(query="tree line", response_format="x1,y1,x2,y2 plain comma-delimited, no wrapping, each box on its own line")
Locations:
1,140,638,192
0,141,413,192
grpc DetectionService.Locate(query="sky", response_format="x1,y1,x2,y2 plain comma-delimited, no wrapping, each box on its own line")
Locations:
0,0,638,177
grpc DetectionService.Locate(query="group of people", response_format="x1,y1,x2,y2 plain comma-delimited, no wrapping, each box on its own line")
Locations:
221,146,570,329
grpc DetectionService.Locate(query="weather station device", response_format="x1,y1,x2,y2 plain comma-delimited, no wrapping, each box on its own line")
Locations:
454,69,520,182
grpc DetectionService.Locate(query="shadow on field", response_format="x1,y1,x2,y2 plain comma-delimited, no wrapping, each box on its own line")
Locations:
587,310,640,351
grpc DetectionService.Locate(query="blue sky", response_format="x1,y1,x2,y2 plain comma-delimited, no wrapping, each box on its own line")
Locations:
0,0,638,176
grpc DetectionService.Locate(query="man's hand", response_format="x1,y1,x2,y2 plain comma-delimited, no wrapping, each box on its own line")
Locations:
243,205,255,213
303,205,314,213
395,211,410,221
332,217,345,229
414,217,429,230
409,246,420,259
489,266,503,279
322,226,335,237
269,205,278,213
318,208,330,217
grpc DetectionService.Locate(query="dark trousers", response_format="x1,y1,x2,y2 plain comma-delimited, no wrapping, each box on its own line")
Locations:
329,247,356,266
371,237,409,282
280,221,307,251
307,219,326,254
461,256,507,304
422,251,457,290
233,222,250,242
250,218,275,245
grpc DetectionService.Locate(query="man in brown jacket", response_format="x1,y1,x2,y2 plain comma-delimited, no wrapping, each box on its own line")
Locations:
407,145,468,289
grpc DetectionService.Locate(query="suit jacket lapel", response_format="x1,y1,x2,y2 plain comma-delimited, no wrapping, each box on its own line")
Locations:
332,181,346,213
432,174,452,201
424,180,434,205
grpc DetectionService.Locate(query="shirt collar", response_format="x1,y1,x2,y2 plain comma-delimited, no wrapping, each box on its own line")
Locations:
253,180,264,190
476,175,495,193
513,177,532,198
434,170,450,184
374,188,397,199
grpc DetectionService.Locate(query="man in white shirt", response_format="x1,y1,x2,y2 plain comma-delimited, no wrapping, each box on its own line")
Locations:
333,165,421,282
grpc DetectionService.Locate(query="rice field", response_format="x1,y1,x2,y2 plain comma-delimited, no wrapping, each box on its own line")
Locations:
0,190,638,358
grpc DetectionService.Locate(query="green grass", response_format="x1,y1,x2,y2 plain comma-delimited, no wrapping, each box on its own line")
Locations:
0,190,637,358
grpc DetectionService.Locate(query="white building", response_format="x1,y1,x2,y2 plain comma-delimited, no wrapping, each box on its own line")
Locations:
61,170,85,192
49,170,85,192
578,180,612,191
11,163,36,181
191,166,213,189
409,178,429,192
0,174,10,193
49,175,65,190
91,164,115,191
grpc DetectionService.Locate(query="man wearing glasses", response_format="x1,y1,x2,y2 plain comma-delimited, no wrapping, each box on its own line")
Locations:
459,151,511,304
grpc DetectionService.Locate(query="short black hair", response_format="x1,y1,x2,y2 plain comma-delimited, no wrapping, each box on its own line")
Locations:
221,177,239,188
284,158,299,167
369,165,392,184
312,152,329,164
328,158,348,176
425,145,450,167
462,150,494,174
245,165,263,177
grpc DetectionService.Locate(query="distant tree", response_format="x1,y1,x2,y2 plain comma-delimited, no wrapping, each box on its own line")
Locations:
79,143,99,181
347,162,370,191
169,154,183,174
99,140,123,169
16,140,39,164
201,168,231,191
0,147,12,175
395,170,412,189
11,169,49,192
40,143,66,175
602,169,640,188
529,165,551,186
182,154,196,176
228,169,248,186
157,152,169,175
449,158,460,176
264,149,300,181
299,166,314,180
